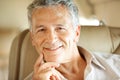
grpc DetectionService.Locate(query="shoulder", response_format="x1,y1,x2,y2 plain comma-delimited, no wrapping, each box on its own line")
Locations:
93,52,120,61
92,52,120,75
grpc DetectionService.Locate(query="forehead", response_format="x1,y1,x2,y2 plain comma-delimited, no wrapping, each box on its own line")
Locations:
33,5,68,16
31,5,72,23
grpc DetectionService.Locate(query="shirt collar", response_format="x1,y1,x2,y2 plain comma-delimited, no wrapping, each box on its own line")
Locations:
78,46,105,70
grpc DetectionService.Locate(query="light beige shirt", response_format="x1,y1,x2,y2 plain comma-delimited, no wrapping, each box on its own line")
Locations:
25,46,120,80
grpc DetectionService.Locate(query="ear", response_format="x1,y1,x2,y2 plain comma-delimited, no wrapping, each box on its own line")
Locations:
74,25,81,43
30,31,35,46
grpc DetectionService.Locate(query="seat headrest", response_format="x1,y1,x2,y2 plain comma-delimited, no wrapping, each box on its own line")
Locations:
78,26,113,53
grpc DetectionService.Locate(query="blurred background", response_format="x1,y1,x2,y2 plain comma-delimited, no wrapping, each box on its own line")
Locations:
0,0,120,79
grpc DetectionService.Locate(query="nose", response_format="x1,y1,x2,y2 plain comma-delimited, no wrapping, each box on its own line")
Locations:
46,29,57,43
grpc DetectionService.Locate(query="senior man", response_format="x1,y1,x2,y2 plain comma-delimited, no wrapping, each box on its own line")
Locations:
25,0,120,80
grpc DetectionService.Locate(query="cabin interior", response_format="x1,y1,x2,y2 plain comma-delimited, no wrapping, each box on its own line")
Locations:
0,0,120,79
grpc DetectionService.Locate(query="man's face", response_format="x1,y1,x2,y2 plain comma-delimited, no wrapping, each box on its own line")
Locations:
31,5,80,63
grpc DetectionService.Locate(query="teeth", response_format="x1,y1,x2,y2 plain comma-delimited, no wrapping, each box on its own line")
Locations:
43,41,63,49
48,47,59,50
50,48,57,50
45,46,62,51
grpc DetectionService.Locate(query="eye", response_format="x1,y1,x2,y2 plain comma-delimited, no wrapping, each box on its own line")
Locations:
58,27,64,30
39,28,46,32
57,27,65,31
36,28,46,33
56,27,66,31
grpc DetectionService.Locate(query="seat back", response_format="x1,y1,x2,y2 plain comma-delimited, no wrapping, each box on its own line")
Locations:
8,29,28,80
8,26,120,80
78,26,113,53
8,30,38,80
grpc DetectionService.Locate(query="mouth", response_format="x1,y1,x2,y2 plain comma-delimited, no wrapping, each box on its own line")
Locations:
44,45,63,52
43,45,64,62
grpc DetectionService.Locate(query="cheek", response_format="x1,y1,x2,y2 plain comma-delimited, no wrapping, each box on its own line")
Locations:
32,38,44,54
64,32,75,43
62,32,75,51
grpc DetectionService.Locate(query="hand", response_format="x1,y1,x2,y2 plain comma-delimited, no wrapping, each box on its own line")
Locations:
32,54,61,80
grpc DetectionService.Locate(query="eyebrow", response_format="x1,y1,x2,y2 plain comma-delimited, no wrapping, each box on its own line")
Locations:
35,24,66,29
36,25,45,29
54,24,66,27
55,24,64,26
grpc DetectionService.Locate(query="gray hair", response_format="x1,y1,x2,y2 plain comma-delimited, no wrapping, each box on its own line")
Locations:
27,0,79,31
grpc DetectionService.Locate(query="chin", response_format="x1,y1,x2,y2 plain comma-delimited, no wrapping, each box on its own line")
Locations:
45,56,71,63
43,52,63,62
45,57,62,63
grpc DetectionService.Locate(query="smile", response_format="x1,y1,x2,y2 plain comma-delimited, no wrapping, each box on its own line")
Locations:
44,45,63,52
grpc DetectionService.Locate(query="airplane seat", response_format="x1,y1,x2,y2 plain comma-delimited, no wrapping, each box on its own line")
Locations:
18,32,38,80
8,29,38,80
8,26,120,80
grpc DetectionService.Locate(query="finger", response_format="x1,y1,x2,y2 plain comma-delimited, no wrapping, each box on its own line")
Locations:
34,54,43,73
50,75,58,80
35,67,62,80
50,75,56,80
56,65,69,75
51,75,60,80
37,68,59,80
54,75,60,80
44,68,61,80
38,62,60,72
52,69,62,80
51,68,68,80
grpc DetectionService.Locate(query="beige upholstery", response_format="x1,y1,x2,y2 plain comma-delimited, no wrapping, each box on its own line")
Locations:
78,26,113,53
19,33,38,80
109,27,120,53
8,26,120,80
9,30,38,80
8,30,28,80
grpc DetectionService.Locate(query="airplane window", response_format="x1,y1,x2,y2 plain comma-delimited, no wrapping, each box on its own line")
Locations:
79,17,100,26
